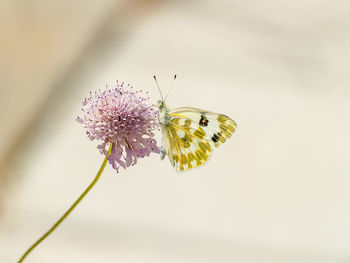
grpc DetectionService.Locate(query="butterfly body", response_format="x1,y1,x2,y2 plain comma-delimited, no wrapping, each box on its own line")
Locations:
157,100,237,172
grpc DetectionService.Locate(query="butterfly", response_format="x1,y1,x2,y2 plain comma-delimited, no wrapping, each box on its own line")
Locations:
154,75,237,171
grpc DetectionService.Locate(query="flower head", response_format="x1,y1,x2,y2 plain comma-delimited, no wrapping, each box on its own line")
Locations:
77,81,160,172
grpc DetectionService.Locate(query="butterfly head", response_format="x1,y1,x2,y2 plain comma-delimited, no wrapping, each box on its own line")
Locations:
157,100,166,111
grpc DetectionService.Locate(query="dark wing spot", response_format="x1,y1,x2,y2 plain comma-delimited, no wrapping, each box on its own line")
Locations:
212,133,220,143
199,115,209,127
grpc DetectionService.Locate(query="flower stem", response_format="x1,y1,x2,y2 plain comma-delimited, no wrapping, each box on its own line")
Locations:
17,143,114,263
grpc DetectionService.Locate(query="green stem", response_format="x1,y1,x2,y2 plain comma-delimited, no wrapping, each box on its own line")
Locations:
17,143,114,263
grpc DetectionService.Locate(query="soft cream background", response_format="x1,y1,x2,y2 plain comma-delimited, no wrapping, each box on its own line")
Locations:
1,0,350,262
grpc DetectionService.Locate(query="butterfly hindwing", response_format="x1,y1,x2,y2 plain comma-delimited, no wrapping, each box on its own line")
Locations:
162,115,212,171
162,107,236,172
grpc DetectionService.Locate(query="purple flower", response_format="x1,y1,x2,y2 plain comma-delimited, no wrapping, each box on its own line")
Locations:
77,81,160,172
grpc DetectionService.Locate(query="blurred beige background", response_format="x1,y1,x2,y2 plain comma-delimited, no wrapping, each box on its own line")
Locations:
1,0,350,262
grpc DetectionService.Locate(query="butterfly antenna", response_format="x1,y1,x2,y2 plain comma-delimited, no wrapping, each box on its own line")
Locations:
153,75,164,102
164,74,177,102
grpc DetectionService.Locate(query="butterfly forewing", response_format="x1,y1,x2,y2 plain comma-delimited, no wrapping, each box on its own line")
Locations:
169,107,237,148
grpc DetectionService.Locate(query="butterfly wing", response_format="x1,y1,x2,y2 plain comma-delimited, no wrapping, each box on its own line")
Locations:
161,107,237,171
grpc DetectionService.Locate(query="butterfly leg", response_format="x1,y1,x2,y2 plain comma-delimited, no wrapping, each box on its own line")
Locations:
160,146,166,160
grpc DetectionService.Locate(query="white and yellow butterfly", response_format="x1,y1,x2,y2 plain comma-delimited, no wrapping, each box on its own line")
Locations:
154,75,237,171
